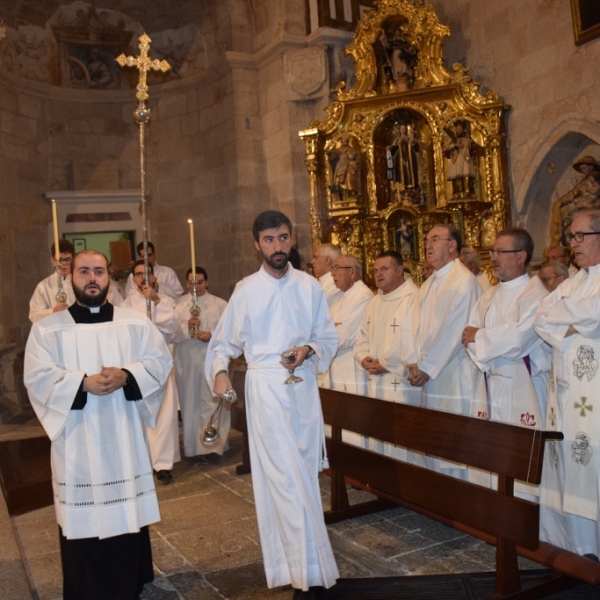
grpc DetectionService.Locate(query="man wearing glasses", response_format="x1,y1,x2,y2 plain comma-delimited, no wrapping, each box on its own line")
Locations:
534,208,600,559
462,229,550,496
29,239,76,323
401,223,481,478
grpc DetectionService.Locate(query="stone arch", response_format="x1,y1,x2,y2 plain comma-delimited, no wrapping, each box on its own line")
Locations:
514,115,600,259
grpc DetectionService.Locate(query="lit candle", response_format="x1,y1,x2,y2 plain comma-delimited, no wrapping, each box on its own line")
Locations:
188,219,196,278
51,200,60,262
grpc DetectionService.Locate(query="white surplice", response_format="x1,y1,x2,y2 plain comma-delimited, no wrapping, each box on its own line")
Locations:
173,292,227,457
318,271,343,308
466,273,550,496
328,280,373,394
23,306,172,540
534,265,600,556
29,273,76,323
121,292,182,471
354,279,420,458
467,273,550,425
401,258,481,476
125,263,184,299
205,264,340,592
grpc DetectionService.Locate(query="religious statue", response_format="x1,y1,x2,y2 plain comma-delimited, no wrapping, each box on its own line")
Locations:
444,120,479,199
380,25,417,92
481,217,496,248
549,155,600,245
395,218,414,259
329,133,360,200
386,123,420,194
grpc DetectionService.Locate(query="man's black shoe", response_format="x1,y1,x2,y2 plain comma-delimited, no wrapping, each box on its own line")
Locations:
154,470,173,485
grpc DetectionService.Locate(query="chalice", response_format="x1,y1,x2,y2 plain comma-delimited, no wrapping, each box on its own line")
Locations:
281,349,303,384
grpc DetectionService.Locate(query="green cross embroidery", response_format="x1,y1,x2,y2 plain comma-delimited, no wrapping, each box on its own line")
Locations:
574,397,593,417
548,407,557,427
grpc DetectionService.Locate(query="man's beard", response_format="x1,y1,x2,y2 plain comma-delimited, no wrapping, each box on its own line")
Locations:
73,282,109,307
264,251,289,271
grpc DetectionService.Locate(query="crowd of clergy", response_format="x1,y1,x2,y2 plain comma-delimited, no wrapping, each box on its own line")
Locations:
26,206,600,579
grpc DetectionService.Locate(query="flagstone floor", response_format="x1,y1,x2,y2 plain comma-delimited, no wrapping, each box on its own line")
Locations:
2,423,532,600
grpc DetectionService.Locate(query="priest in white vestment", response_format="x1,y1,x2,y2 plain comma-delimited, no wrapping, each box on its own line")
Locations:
534,209,600,557
206,211,340,597
24,250,172,600
327,254,373,394
124,241,184,299
309,242,343,307
29,240,76,323
460,246,494,292
174,267,227,460
462,228,550,496
547,245,578,278
401,224,481,477
354,251,419,458
122,260,181,484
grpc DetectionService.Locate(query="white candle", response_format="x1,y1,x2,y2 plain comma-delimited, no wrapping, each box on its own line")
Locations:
188,219,196,278
51,200,60,262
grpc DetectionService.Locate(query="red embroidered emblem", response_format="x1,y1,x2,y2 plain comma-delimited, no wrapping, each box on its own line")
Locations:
520,412,537,427
477,410,488,419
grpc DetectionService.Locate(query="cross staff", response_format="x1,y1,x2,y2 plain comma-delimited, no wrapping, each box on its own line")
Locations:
116,34,170,317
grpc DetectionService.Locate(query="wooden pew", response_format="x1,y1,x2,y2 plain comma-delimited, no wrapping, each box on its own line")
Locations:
321,387,600,599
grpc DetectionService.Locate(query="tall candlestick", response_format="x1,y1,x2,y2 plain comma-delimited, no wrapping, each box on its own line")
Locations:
188,219,196,277
51,200,60,262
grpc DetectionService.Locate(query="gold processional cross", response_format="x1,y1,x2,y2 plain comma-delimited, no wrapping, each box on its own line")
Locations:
116,33,170,317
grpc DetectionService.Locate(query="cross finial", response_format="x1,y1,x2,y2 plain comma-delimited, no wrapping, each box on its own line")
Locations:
116,33,170,102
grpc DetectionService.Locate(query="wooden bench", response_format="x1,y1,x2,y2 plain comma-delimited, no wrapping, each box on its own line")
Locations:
321,387,600,599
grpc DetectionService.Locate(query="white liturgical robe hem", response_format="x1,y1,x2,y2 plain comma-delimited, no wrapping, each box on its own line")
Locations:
205,264,340,590
24,306,172,540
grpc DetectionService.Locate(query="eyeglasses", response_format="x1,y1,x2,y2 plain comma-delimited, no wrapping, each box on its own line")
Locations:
566,231,600,243
425,236,452,244
58,257,72,264
489,249,522,256
331,265,353,272
133,272,146,278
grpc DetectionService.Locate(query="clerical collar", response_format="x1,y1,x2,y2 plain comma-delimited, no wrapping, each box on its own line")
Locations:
68,303,114,323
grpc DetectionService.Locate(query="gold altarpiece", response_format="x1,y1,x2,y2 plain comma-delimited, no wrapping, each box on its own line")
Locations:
299,0,511,284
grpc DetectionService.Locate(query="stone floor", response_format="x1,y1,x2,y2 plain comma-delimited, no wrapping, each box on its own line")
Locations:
0,428,512,600
1,422,533,600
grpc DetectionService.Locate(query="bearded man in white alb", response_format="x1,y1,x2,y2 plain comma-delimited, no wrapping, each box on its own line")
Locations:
534,208,600,558
24,250,172,600
206,211,339,598
401,224,481,477
354,250,419,457
462,229,550,496
174,266,227,462
309,243,343,307
122,260,181,485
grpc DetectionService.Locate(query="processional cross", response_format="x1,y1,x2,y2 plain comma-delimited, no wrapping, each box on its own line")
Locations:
116,34,170,317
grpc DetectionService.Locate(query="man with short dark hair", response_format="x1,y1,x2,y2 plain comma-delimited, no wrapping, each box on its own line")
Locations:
535,208,600,558
206,210,339,598
125,241,183,299
354,251,419,456
24,250,172,599
29,239,76,323
174,266,227,462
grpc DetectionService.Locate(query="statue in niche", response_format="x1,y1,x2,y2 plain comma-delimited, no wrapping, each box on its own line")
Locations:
380,25,417,92
395,218,414,260
481,217,497,248
549,155,600,245
386,122,420,195
443,120,479,199
329,133,360,200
